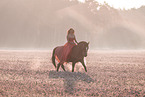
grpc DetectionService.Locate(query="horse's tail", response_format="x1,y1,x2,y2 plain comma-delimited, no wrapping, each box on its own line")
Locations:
52,47,57,68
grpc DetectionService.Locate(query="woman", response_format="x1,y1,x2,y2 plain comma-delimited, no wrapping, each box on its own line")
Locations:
61,28,78,63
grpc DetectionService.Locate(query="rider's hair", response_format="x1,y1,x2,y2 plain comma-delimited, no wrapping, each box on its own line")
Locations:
68,28,75,34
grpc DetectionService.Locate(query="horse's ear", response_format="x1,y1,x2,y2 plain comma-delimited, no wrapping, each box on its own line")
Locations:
88,42,90,45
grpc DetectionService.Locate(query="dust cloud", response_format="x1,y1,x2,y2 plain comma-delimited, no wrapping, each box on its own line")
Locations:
0,0,145,50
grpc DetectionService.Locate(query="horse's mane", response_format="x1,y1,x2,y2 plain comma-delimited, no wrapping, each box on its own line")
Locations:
73,41,88,50
78,41,87,45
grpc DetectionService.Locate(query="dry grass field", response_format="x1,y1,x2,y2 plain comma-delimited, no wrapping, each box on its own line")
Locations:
0,50,145,97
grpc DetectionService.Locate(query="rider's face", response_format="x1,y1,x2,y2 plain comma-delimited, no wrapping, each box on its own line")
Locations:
69,29,74,34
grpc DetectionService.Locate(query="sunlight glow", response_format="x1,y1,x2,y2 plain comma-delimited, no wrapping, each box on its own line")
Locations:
78,0,85,3
77,0,145,10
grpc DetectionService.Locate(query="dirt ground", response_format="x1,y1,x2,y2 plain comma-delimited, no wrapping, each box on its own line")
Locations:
0,50,145,97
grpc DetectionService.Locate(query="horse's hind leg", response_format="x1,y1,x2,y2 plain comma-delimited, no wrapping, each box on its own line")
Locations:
57,63,61,72
52,48,57,68
61,64,66,71
53,62,56,68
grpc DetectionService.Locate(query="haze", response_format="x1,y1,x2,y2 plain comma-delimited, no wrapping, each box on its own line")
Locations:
0,0,145,50
77,0,145,10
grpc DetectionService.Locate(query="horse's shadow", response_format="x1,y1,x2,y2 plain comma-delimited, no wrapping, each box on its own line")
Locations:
49,71,94,94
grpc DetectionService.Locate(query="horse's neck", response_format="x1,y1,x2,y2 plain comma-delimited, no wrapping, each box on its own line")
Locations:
76,44,81,49
75,44,83,55
77,43,84,49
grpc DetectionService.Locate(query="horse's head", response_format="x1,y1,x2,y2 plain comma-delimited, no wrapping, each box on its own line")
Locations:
78,41,89,57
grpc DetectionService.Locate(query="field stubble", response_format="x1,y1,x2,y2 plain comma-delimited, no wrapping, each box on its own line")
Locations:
0,50,145,96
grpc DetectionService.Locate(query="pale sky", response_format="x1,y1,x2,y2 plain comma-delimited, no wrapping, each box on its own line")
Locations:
77,0,145,10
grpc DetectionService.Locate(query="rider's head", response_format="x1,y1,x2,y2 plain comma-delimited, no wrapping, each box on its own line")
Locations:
68,28,75,34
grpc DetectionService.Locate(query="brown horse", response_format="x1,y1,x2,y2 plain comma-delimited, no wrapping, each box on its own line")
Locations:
52,41,89,72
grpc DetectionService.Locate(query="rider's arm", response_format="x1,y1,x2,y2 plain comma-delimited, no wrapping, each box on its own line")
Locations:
74,36,78,44
67,35,69,42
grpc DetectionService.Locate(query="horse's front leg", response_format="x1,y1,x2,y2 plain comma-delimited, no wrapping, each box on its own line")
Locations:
80,59,87,72
72,62,76,72
61,64,66,71
57,63,61,72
